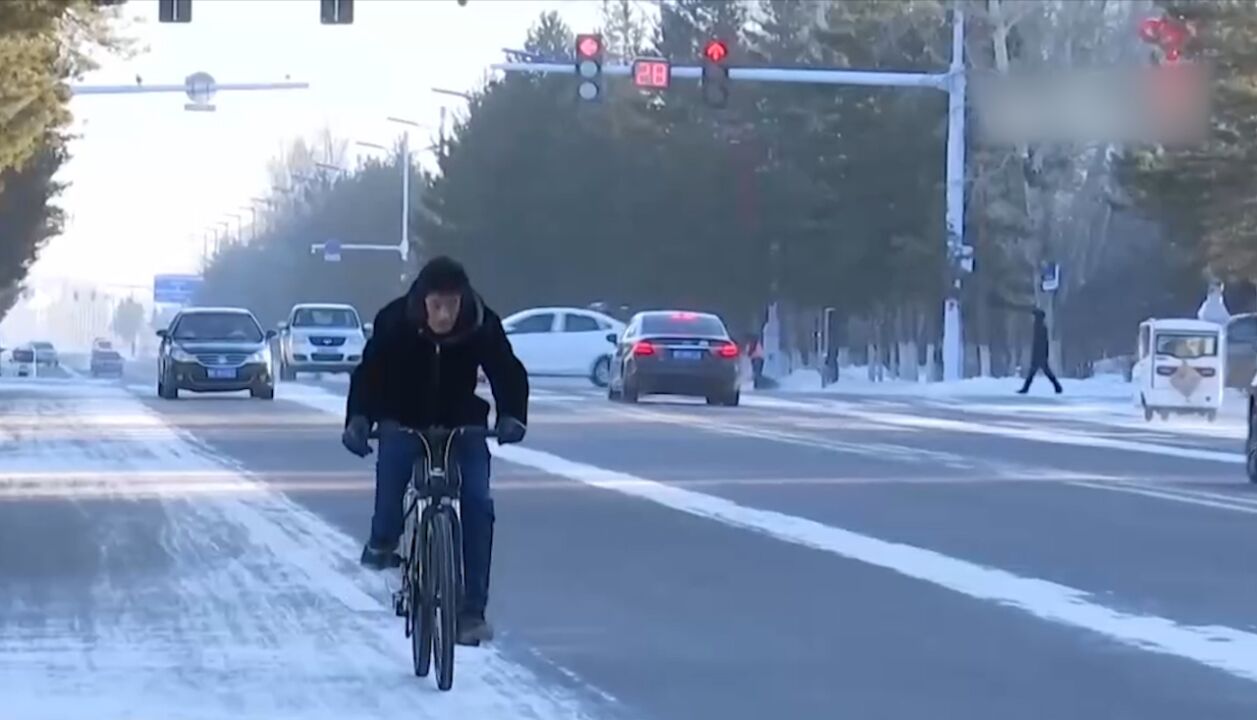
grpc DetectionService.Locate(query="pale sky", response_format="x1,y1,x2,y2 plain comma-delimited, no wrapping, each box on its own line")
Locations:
32,0,604,291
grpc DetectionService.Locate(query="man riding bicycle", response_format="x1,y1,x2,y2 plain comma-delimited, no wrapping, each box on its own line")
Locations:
341,256,529,645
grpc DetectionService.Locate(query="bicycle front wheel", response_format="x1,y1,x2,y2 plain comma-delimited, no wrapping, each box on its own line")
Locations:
409,517,433,678
430,509,459,692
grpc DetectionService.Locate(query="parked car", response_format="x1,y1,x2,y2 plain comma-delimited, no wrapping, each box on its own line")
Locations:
1226,313,1257,390
276,303,366,380
30,341,58,367
90,345,125,378
156,307,276,400
607,310,741,406
501,306,625,387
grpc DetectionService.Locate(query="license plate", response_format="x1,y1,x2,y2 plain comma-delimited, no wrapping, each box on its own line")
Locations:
207,368,236,379
672,350,703,361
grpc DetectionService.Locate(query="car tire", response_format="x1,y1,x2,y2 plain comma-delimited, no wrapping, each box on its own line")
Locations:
158,373,178,400
590,356,612,388
251,384,275,400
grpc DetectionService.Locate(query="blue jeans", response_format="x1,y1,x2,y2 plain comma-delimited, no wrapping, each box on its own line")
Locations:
370,423,495,617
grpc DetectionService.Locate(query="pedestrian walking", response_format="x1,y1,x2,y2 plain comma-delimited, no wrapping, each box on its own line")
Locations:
1019,308,1062,394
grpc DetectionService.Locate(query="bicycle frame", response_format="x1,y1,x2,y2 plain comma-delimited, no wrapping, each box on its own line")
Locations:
397,425,478,559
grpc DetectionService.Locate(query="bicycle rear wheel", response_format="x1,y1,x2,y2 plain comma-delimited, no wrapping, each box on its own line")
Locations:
409,518,433,678
430,509,459,691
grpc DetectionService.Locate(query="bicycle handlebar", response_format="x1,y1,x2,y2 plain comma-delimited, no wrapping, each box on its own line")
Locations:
367,424,500,441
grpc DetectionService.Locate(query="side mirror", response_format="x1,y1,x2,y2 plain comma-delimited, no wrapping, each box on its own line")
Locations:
155,329,168,339
606,332,618,344
265,329,278,340
277,321,288,331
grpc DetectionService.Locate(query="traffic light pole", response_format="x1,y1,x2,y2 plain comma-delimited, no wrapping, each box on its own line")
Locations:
491,8,970,382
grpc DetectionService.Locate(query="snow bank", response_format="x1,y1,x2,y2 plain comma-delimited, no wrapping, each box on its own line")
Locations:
770,367,1136,399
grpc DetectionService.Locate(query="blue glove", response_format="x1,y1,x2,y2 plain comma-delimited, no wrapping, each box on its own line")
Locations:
495,415,526,445
342,416,373,457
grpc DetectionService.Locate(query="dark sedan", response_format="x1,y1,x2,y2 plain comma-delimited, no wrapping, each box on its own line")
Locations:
90,347,125,378
156,307,277,400
607,310,741,406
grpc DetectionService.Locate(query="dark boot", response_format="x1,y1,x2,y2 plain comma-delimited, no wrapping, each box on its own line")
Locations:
359,542,401,571
456,611,495,646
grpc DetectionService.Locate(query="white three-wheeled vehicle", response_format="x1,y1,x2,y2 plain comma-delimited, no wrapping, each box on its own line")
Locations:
1134,318,1226,422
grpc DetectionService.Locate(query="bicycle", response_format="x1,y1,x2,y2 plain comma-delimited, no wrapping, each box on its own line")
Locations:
374,423,497,692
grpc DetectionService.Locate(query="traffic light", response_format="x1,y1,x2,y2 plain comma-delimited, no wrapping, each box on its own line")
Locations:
321,0,354,24
701,39,730,108
158,0,191,23
575,34,604,102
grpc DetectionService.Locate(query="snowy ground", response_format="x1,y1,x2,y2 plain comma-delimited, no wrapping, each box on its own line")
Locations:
0,379,603,720
767,367,1249,438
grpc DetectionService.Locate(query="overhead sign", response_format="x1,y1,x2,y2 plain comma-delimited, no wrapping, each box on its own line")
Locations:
1040,263,1061,293
324,239,342,262
972,65,1209,144
153,274,202,305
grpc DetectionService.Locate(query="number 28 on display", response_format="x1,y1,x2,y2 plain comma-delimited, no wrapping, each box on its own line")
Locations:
632,59,670,90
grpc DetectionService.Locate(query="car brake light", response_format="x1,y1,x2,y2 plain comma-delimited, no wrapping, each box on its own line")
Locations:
632,341,656,356
713,341,738,358
671,312,697,320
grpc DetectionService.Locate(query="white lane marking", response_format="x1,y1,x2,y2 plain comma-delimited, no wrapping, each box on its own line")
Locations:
613,405,983,472
282,385,1257,684
744,396,1246,466
1067,480,1257,515
487,444,1257,684
0,385,609,719
286,383,1257,513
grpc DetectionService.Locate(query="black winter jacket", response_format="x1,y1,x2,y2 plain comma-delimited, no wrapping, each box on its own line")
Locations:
345,285,529,430
1031,313,1049,363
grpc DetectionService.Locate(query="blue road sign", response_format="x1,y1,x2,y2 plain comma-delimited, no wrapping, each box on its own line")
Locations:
324,239,342,262
153,274,203,304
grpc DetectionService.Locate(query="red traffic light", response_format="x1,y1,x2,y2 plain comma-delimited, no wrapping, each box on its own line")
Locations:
577,34,603,60
703,39,728,63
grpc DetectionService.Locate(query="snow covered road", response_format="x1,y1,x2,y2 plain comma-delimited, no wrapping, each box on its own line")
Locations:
6,371,1257,719
0,380,606,720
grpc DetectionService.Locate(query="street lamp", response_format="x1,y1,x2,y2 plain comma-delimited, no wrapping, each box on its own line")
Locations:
431,87,473,155
224,213,244,245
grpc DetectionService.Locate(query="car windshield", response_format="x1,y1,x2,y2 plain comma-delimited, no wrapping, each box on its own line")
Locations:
640,313,727,337
292,308,359,328
1154,332,1218,359
173,313,263,343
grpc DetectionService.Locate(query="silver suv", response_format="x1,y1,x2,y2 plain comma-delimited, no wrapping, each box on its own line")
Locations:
276,303,367,380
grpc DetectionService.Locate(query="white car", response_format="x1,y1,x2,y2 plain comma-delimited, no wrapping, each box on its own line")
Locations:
276,303,367,380
3,345,35,377
501,307,625,386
